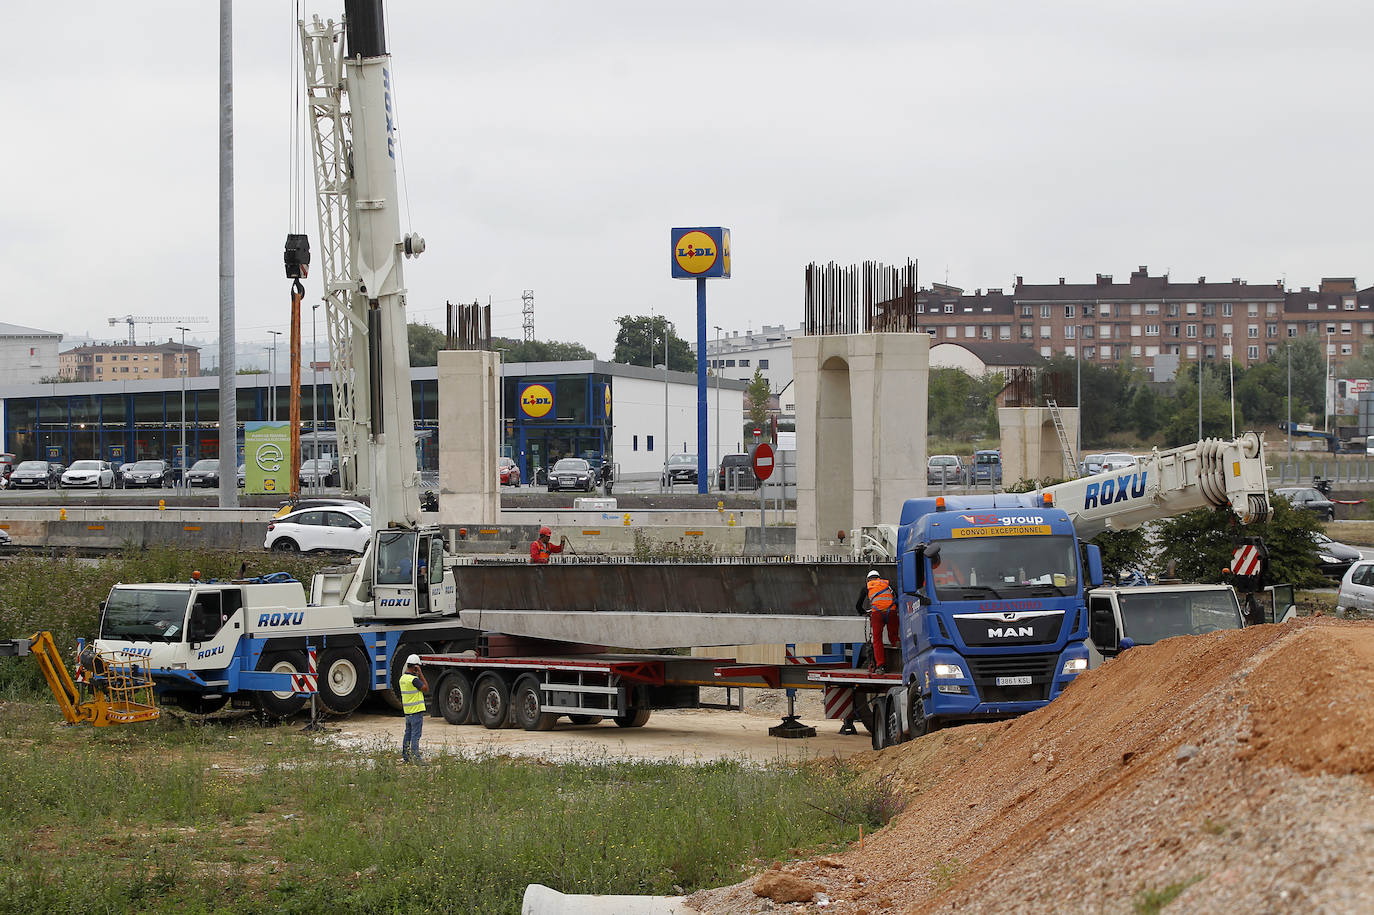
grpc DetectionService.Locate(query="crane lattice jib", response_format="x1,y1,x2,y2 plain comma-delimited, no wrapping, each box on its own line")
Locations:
300,16,370,498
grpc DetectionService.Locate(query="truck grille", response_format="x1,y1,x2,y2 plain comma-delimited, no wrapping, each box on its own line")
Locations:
967,654,1056,703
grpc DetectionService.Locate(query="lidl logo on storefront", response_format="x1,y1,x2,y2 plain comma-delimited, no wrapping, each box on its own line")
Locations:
520,383,554,419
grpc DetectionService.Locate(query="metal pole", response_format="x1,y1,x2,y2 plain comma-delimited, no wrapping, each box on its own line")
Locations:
216,0,238,508
177,326,189,483
663,318,670,490
1075,329,1081,461
269,330,281,423
1198,355,1203,440
1229,352,1236,438
1325,331,1332,434
696,277,707,495
1287,343,1292,460
759,468,766,557
312,303,319,492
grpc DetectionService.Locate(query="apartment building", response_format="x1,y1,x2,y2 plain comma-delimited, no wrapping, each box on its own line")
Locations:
59,340,200,382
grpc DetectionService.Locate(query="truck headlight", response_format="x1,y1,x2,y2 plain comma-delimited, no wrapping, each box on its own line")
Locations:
1061,658,1088,675
933,663,965,679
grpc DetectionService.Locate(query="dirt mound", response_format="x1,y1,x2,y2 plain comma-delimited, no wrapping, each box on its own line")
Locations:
688,618,1374,913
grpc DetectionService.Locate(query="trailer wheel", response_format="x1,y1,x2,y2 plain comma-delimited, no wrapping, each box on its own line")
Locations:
255,650,309,718
568,715,603,726
614,708,651,728
513,675,557,731
870,695,888,750
474,673,511,729
436,671,474,725
318,647,370,715
854,694,876,735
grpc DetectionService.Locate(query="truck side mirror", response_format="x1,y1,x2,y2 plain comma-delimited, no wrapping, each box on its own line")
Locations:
1083,544,1104,588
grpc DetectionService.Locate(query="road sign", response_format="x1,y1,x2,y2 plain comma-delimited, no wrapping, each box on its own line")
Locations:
752,442,775,481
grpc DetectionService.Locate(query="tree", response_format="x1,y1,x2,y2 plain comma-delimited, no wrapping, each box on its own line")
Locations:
1131,384,1161,438
1160,361,1241,446
1153,498,1324,588
746,368,771,426
236,367,266,375
494,338,597,362
1091,528,1152,582
927,368,1001,440
407,322,446,367
612,315,694,371
37,375,79,384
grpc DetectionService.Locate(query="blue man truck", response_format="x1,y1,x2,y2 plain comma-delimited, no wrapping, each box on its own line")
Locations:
815,433,1272,748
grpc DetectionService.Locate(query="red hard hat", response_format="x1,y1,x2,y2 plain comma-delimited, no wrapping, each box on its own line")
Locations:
540,526,552,537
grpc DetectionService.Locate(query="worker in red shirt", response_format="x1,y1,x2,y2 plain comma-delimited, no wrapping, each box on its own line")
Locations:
856,570,899,673
529,526,567,564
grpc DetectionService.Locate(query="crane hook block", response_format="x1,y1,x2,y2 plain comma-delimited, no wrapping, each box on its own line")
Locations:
284,233,311,279
403,233,426,258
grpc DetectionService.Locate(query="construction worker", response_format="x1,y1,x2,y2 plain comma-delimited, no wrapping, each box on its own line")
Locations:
529,526,567,564
856,569,899,673
398,654,428,764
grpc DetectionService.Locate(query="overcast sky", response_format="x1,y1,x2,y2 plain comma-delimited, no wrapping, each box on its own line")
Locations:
5,1,1372,362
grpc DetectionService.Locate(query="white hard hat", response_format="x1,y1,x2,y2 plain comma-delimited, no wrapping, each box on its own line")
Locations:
867,570,881,579
405,654,421,667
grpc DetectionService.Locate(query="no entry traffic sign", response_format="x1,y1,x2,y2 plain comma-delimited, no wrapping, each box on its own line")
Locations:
752,442,775,481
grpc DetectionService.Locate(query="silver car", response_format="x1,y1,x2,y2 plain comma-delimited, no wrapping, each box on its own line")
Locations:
927,454,965,485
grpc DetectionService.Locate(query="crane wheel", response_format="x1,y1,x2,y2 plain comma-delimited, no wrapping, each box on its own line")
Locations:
169,692,229,715
317,646,370,715
255,650,309,718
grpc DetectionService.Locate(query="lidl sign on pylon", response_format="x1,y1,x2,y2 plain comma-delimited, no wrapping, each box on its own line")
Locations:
519,383,555,419
671,227,731,279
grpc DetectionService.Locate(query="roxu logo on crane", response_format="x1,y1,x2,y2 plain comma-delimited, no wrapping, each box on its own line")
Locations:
1083,471,1148,510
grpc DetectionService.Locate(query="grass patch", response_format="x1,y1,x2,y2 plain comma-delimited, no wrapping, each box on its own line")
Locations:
1133,874,1204,914
0,547,337,697
0,702,893,913
928,858,963,892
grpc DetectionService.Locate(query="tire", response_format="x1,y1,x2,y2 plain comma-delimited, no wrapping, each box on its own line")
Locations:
885,691,905,746
907,687,933,739
255,650,309,718
271,538,299,553
168,692,229,715
474,673,511,729
614,708,651,728
512,674,556,731
854,694,876,735
568,714,603,726
436,671,474,725
317,646,370,715
382,641,434,711
870,695,888,750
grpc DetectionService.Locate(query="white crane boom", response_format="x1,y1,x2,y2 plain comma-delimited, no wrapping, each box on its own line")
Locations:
1035,432,1271,539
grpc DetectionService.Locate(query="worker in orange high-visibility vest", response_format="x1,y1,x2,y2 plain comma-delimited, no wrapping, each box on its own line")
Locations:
856,570,899,673
529,526,566,564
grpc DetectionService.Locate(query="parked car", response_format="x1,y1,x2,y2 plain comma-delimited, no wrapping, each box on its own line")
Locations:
1337,560,1374,615
8,460,60,489
498,456,521,486
60,460,116,489
1274,486,1335,522
265,503,372,553
662,453,698,487
122,459,175,489
548,457,596,492
0,452,16,487
970,449,1002,485
273,497,367,519
1079,453,1107,476
717,453,759,491
926,454,965,485
0,527,10,547
1098,452,1138,473
1312,531,1361,579
298,458,338,488
184,459,221,488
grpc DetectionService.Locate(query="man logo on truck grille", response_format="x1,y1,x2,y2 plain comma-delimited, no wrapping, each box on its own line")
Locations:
988,626,1035,638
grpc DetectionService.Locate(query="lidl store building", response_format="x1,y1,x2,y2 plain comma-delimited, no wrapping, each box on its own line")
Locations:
0,360,747,481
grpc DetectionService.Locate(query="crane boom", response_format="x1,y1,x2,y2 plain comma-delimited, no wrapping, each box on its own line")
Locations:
106,314,208,345
1035,432,1271,539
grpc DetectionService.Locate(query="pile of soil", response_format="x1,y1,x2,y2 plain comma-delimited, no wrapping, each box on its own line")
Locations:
688,617,1374,913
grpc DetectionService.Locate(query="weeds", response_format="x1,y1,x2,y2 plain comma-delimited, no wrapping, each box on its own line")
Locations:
1133,874,1204,914
631,529,717,561
0,701,896,913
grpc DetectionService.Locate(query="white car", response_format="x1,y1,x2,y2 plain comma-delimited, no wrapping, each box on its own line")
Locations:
265,504,371,553
1336,560,1374,615
60,460,116,489
1098,452,1138,473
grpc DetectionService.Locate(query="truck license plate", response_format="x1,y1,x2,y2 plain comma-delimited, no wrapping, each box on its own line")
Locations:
996,675,1032,687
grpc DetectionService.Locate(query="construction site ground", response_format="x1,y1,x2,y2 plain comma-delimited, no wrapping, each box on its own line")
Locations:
680,616,1374,914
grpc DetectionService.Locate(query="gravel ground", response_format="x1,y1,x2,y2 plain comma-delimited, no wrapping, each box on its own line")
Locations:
687,617,1374,914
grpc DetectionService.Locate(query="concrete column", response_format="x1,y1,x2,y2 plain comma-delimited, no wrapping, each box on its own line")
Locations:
997,405,1080,485
438,349,500,524
796,333,929,556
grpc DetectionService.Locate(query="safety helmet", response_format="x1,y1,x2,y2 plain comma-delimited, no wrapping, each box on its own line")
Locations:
405,654,421,667
539,526,552,537
867,570,881,579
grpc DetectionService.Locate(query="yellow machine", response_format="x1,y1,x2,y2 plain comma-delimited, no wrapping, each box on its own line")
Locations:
0,632,159,727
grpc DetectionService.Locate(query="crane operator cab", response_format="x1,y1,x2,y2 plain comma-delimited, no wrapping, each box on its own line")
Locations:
367,528,455,618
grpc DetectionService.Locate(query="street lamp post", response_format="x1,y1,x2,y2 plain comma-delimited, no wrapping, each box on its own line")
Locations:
177,326,190,483
1228,351,1236,438
311,305,320,492
1287,342,1292,462
268,330,282,423
662,318,672,491
1075,327,1081,465
1324,330,1333,434
713,324,722,489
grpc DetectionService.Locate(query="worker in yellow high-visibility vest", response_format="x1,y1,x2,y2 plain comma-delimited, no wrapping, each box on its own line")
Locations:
398,654,429,764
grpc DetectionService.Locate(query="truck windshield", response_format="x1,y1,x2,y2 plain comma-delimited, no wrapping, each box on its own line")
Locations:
100,589,190,642
931,535,1079,601
1117,591,1244,644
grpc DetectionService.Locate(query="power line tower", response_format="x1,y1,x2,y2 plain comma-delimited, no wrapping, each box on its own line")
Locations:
522,289,535,342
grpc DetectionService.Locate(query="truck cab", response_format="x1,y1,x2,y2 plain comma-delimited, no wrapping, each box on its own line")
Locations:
892,496,1102,737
